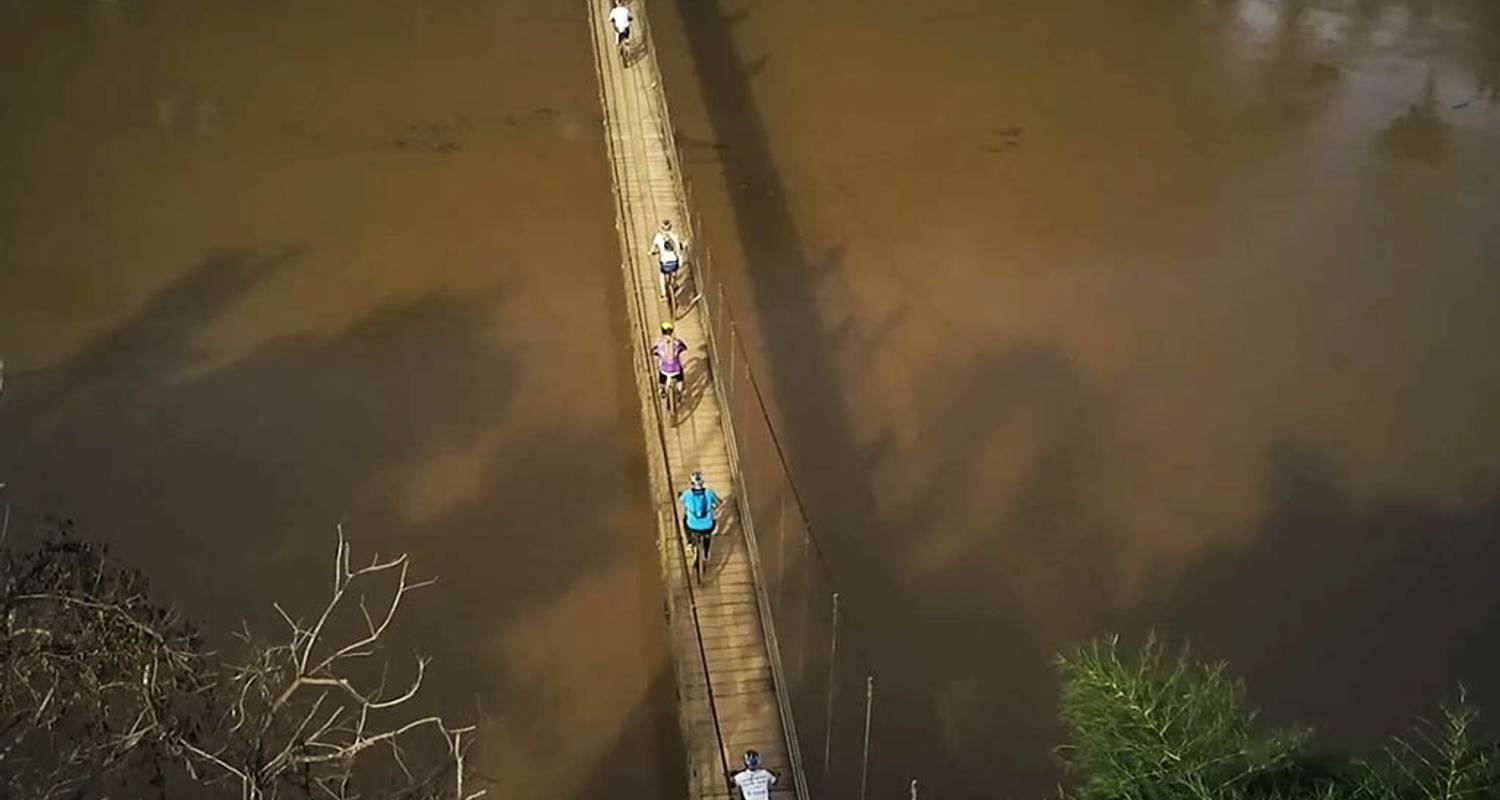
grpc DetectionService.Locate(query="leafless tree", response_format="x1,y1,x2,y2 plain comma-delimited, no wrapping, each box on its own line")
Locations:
0,519,485,800
178,525,484,800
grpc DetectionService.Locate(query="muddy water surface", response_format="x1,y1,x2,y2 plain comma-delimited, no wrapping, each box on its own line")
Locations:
652,0,1500,796
1,1,682,797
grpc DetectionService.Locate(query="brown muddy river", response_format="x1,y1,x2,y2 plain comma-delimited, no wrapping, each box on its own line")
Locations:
650,0,1500,796
1,1,681,797
3,0,1500,798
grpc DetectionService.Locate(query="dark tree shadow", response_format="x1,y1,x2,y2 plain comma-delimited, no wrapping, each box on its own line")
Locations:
856,341,1124,798
1377,70,1451,162
4,247,302,434
0,246,687,798
651,1,1500,798
1134,442,1500,749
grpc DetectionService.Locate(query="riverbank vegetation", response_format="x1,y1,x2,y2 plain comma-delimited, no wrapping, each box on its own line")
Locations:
1058,635,1496,800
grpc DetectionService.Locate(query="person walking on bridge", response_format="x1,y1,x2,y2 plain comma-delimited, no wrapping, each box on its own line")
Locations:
609,1,632,58
730,750,779,800
651,219,685,300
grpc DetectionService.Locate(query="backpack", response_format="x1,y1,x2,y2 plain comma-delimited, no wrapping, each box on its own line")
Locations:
689,489,710,518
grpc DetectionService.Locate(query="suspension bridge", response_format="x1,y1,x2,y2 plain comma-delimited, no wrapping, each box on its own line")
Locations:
587,1,806,797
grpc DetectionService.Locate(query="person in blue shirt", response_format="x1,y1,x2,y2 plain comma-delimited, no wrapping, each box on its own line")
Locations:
680,470,721,559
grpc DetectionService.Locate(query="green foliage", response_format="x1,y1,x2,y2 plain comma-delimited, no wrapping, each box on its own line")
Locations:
1375,693,1498,800
1056,634,1306,800
1057,636,1499,800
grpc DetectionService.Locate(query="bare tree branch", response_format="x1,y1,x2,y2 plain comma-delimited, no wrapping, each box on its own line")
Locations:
0,525,215,798
2,523,482,799
167,527,478,799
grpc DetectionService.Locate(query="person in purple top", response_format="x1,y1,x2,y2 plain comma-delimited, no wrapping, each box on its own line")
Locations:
652,320,687,395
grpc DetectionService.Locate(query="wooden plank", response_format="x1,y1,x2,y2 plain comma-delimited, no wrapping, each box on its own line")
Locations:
689,641,772,660
700,637,771,653
694,594,759,610
705,653,773,670
698,639,767,656
693,602,759,618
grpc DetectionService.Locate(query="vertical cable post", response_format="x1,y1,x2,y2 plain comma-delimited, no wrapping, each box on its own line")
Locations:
860,675,874,800
822,592,840,776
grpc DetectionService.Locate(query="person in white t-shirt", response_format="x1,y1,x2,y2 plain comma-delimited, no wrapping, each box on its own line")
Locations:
650,219,685,299
730,750,779,800
609,2,632,53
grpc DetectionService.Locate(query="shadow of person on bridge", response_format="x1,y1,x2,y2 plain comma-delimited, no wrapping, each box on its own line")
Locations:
702,494,745,586
677,350,716,418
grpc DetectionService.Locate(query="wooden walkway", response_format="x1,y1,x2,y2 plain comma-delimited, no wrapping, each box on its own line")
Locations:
587,2,800,799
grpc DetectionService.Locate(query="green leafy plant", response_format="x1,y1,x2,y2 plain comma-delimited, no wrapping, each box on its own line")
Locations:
1057,636,1498,800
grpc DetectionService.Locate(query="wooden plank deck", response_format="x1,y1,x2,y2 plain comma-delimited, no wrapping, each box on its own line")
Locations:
585,2,800,799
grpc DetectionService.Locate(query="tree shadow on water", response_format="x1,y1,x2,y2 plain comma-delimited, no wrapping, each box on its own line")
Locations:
851,341,1126,799
5,246,302,434
659,0,1500,796
1377,70,1451,162
0,245,686,797
3,248,527,612
866,363,1500,798
1138,442,1500,750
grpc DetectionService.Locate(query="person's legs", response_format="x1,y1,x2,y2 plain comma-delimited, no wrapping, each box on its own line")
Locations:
690,522,714,558
658,267,668,299
663,261,682,299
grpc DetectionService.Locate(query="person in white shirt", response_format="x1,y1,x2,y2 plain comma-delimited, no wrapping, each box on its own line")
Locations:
650,219,685,299
609,2,632,52
730,750,779,800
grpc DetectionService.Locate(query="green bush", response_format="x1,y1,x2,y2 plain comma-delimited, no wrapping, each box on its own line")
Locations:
1057,635,1497,800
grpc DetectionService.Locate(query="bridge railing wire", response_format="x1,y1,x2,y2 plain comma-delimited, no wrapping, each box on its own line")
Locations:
636,6,898,793
695,247,883,800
